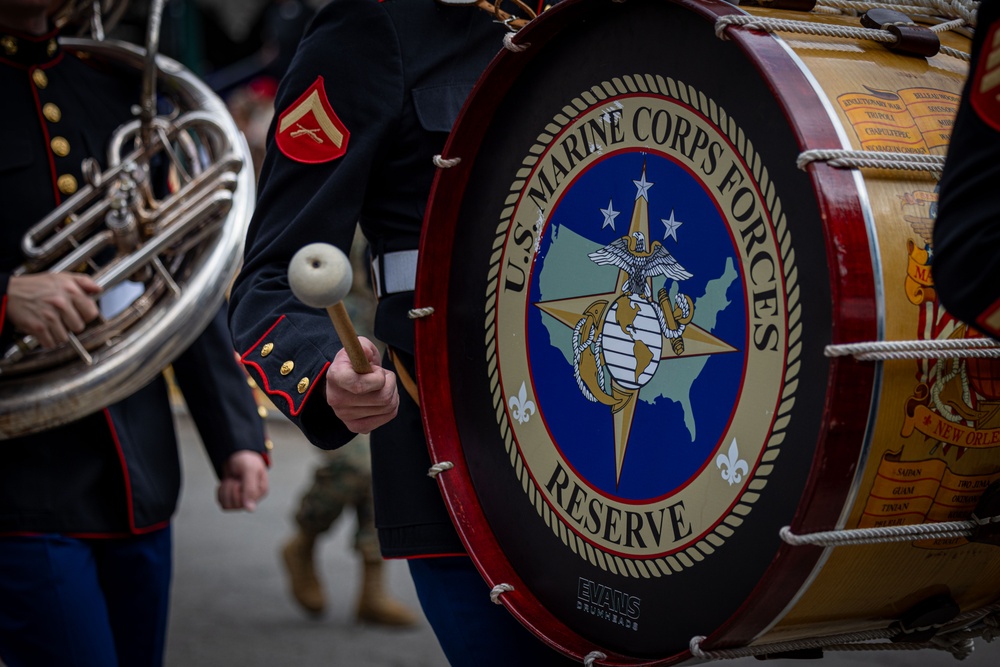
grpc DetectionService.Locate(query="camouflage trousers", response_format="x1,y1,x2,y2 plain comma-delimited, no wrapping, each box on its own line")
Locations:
293,435,381,562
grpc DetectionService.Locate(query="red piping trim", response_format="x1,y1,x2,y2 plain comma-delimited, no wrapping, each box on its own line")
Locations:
0,55,26,69
240,315,285,357
0,294,7,332
0,27,61,69
103,408,139,533
127,519,171,536
0,521,170,540
6,25,60,42
239,315,330,416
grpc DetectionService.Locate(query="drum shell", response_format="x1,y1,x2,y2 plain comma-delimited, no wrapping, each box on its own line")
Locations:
415,0,979,662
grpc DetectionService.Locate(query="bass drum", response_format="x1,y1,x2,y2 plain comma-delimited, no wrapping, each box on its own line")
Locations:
414,0,989,663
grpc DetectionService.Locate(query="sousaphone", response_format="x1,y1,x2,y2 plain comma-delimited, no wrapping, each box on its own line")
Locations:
0,0,254,437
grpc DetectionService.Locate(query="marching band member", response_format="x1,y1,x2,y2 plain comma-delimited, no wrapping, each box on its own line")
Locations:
0,2,270,665
933,0,1000,337
228,0,578,663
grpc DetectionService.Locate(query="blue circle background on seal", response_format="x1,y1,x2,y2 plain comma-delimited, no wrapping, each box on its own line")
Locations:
526,150,750,502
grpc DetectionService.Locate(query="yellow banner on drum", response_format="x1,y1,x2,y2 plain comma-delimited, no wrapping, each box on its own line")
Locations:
837,87,960,152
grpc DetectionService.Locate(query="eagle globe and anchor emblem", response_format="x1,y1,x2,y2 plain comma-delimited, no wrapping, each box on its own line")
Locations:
529,159,744,492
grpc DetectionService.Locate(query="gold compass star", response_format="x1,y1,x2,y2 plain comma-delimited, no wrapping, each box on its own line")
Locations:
535,167,735,485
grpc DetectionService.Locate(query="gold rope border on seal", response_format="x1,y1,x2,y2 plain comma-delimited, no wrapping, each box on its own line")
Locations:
483,73,802,578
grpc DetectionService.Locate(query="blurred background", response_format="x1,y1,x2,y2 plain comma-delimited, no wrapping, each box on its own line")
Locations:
93,2,1000,666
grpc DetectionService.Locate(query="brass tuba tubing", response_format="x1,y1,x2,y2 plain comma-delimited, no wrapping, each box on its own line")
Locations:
6,161,240,362
0,36,254,438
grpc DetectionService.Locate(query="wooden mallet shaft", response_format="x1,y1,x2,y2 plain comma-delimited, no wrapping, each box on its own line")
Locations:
325,301,372,374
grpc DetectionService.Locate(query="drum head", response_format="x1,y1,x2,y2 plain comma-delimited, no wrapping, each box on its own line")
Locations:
416,0,873,661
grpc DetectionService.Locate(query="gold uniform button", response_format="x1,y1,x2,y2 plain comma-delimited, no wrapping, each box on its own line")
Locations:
260,342,274,357
280,360,294,376
1,36,16,56
264,439,274,451
57,174,78,195
51,137,70,157
257,405,268,419
32,69,48,89
43,103,61,123
47,40,57,57
297,378,310,394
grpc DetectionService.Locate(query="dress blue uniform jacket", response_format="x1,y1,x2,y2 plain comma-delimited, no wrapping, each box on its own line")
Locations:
229,0,503,557
0,25,268,536
932,0,1000,338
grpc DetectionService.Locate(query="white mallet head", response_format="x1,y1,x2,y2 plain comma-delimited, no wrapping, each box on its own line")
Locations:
288,242,353,309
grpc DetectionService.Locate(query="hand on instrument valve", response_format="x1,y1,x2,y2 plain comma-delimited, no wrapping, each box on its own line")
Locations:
6,272,101,349
325,336,399,435
218,450,270,512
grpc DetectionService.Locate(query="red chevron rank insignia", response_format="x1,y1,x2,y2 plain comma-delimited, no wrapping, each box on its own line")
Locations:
971,20,1000,131
276,76,350,163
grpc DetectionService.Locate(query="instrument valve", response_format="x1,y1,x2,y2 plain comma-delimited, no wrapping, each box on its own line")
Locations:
82,157,102,188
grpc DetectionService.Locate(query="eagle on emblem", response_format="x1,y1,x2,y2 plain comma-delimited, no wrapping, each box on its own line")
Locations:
589,231,692,300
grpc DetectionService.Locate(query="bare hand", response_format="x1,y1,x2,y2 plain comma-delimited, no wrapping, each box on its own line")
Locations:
218,450,270,511
6,273,101,348
325,336,399,434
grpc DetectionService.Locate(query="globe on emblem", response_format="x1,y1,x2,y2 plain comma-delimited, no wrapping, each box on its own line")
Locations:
602,294,663,390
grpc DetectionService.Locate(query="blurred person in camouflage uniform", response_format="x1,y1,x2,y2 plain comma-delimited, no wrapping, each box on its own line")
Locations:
279,232,417,626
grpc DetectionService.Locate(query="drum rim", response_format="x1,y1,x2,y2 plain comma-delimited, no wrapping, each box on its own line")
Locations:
415,0,879,660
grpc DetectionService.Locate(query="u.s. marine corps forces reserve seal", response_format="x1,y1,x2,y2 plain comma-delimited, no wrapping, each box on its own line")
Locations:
491,79,798,568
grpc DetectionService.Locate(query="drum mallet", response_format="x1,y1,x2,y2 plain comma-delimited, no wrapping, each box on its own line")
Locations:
288,242,373,374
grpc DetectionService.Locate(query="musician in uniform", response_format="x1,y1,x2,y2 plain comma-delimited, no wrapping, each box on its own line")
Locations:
228,0,578,664
933,0,1000,337
0,2,270,666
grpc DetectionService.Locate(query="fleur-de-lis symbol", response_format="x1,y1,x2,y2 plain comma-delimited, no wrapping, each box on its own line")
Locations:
508,382,536,425
716,438,748,486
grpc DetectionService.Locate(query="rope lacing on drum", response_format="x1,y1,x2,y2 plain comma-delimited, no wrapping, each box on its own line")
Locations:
715,14,971,61
825,337,1000,361
815,0,979,27
426,461,455,478
583,651,607,667
779,517,998,546
797,149,946,174
503,31,530,52
713,11,971,61
689,602,1000,661
432,154,461,168
407,307,435,319
489,583,514,603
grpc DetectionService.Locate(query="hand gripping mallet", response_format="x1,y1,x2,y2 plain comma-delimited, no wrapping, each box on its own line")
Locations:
288,242,373,374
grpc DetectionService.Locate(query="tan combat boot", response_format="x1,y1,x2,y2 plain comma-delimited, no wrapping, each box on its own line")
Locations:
355,559,420,627
281,531,325,615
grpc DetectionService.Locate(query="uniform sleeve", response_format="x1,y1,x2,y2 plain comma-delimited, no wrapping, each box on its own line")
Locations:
932,3,1000,337
172,306,269,478
228,0,403,448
